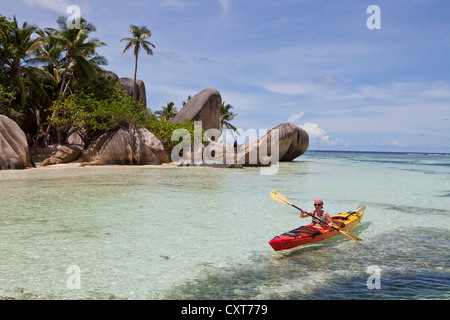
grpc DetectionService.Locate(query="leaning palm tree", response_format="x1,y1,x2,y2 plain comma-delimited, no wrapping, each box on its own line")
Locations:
31,28,63,79
121,25,155,99
155,102,178,121
45,16,107,137
219,102,239,135
48,16,107,96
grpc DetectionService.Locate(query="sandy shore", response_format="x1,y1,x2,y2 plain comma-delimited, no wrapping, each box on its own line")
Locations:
29,162,181,170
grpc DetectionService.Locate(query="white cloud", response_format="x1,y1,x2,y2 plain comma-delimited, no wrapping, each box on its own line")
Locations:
22,0,71,13
390,140,405,148
287,112,304,123
314,75,343,86
302,123,328,140
287,113,342,148
421,83,450,99
219,0,231,14
302,122,341,147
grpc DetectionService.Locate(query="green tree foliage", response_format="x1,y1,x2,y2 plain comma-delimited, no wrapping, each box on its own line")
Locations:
154,101,178,121
1,13,215,154
220,102,239,135
49,77,146,145
50,77,201,150
145,116,203,150
48,16,107,96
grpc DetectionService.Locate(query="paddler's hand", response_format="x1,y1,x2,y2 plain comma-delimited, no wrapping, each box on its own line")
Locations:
328,223,334,228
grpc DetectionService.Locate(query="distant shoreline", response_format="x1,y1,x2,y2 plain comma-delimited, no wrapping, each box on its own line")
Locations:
305,150,450,156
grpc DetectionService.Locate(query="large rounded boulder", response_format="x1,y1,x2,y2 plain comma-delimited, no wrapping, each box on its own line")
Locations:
237,122,309,165
0,115,33,169
171,88,222,131
78,124,170,165
119,77,147,108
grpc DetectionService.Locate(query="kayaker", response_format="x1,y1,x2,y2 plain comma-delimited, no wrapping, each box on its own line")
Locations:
300,199,334,229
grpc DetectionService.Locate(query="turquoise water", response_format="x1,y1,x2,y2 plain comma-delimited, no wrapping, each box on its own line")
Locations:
0,151,449,299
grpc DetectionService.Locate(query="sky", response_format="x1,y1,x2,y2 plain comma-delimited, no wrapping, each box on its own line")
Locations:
1,0,449,152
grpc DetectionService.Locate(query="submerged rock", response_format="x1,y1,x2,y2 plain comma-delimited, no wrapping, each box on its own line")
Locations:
0,115,33,169
171,88,222,131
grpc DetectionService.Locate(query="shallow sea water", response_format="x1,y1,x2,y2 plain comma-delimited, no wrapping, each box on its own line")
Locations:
0,151,449,299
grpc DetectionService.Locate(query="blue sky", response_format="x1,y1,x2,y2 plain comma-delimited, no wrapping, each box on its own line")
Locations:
2,0,449,152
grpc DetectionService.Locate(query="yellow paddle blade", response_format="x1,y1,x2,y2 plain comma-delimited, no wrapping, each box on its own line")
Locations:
339,230,362,241
270,190,292,206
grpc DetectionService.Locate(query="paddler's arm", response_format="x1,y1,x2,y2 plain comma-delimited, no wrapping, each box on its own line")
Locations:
300,210,310,218
323,211,334,228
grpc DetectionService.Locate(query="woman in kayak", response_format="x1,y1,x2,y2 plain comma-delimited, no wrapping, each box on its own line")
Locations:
300,199,334,229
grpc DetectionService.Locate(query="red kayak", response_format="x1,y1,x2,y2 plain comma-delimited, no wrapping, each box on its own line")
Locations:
269,204,366,251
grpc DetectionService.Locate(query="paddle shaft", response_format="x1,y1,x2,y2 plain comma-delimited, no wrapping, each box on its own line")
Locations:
291,204,341,232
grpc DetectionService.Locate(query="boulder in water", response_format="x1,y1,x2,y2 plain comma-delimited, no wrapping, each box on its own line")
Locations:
237,122,309,165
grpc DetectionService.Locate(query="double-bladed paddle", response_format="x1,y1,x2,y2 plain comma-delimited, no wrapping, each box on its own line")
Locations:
270,190,362,241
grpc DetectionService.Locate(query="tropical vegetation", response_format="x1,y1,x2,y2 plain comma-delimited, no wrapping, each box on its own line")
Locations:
0,13,237,152
155,102,178,121
220,102,239,135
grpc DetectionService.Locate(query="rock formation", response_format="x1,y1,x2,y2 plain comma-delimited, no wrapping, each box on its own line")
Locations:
0,115,33,169
171,88,222,131
98,68,146,108
78,124,170,165
41,144,84,166
119,77,147,108
237,122,309,165
98,67,119,80
275,122,309,161
171,122,308,167
175,141,243,168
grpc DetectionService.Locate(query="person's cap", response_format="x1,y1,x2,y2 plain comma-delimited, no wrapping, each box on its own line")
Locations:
314,199,324,205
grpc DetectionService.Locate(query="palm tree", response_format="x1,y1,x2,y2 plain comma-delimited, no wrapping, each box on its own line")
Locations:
219,102,239,135
45,16,107,137
48,16,107,96
121,25,155,99
182,95,192,106
155,101,178,121
4,17,45,106
0,16,59,134
31,28,63,79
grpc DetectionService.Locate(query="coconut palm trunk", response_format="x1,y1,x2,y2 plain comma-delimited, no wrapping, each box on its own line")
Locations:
121,25,155,102
133,50,138,99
